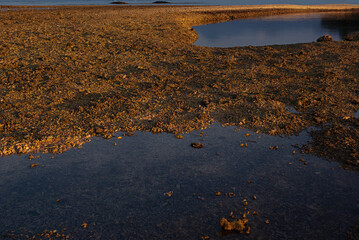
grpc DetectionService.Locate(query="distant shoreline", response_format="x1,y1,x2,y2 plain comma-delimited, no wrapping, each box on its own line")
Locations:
1,2,359,7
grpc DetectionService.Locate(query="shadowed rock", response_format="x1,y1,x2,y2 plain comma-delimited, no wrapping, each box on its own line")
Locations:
345,31,359,41
317,35,333,42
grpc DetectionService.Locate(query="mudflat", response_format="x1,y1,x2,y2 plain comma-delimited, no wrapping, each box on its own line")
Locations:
0,4,358,169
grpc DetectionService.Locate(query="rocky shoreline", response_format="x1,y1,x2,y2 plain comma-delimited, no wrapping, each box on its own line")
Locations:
0,5,358,169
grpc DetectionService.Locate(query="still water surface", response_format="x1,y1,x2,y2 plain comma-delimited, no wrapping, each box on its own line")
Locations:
0,124,358,239
194,12,359,47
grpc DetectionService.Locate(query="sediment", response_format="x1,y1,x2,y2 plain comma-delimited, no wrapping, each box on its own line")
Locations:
0,4,358,169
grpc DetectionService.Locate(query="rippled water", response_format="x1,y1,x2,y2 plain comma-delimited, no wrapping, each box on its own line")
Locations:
194,12,359,47
1,124,358,239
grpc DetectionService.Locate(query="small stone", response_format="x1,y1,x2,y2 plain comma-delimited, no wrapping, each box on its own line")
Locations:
220,217,248,232
317,35,333,42
220,218,233,231
103,133,112,139
191,142,204,149
164,191,173,197
95,127,105,134
30,163,38,168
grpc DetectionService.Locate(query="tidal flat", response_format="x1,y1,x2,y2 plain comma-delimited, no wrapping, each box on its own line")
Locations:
0,4,359,239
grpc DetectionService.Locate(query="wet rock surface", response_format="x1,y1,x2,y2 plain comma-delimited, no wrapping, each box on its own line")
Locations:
0,5,358,172
220,217,248,232
191,142,204,148
317,34,333,42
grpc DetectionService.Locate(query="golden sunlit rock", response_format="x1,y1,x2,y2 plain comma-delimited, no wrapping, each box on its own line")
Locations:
164,191,173,197
0,5,358,170
191,142,204,149
220,217,248,233
30,163,38,168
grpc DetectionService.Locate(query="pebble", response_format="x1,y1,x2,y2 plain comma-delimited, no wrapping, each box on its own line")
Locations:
191,142,204,148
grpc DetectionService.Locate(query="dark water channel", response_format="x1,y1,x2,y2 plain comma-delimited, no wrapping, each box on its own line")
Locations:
1,123,358,239
194,12,359,47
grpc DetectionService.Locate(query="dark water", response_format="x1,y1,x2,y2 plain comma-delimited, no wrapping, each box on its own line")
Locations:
1,124,358,239
1,0,359,6
194,12,359,47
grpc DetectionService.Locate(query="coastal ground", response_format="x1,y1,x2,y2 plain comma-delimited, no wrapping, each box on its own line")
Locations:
0,5,358,167
0,4,359,239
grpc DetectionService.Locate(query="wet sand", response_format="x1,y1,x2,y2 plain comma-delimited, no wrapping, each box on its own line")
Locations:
0,4,359,169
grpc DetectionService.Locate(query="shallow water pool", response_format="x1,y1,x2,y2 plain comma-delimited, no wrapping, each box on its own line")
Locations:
194,12,359,47
0,123,358,239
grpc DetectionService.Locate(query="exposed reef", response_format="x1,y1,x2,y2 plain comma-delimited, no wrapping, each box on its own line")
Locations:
0,5,358,169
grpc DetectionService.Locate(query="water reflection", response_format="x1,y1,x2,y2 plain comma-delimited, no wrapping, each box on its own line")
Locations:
0,124,358,239
194,12,359,47
321,12,359,39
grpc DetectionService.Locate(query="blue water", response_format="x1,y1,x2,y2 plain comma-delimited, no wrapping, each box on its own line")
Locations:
1,0,359,6
1,124,358,239
194,12,359,47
